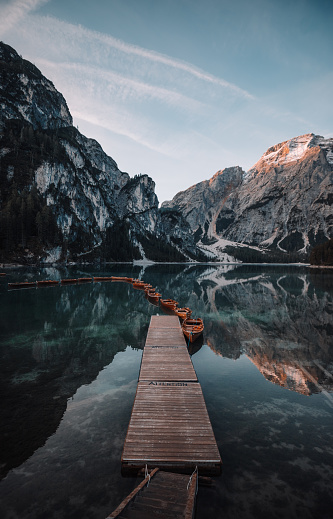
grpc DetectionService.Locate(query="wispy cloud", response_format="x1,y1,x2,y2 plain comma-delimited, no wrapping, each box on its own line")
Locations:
37,58,205,112
0,0,49,37
11,13,254,102
89,29,255,100
4,13,254,153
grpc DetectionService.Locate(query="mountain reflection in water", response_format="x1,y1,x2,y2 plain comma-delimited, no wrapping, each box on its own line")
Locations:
194,265,333,400
0,264,332,519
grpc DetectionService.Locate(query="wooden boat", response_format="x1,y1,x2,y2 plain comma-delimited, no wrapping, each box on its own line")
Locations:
37,280,59,287
111,276,133,283
160,299,178,311
174,307,192,321
93,276,113,282
182,318,204,343
61,279,78,285
8,281,36,289
77,277,92,283
147,290,161,302
0,273,6,277
132,280,148,289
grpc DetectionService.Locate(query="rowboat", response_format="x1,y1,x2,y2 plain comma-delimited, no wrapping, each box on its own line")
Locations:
93,276,113,282
132,280,148,289
174,307,192,321
8,281,36,289
147,290,161,302
78,277,92,283
160,299,178,311
111,276,133,283
61,279,78,285
0,273,6,277
37,280,59,287
182,318,204,343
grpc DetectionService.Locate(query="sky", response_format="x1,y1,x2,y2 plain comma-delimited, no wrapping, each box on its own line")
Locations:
0,0,332,203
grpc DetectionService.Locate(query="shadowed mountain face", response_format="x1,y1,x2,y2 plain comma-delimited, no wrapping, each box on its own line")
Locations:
0,42,199,264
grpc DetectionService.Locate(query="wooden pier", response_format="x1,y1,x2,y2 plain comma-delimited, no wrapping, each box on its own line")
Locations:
121,315,221,476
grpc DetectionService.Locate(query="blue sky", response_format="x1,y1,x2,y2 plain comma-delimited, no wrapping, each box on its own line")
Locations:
1,0,332,202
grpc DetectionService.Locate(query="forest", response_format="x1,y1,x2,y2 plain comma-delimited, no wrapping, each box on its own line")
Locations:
309,238,333,266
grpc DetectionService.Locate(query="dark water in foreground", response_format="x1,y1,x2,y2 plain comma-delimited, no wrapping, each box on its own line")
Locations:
0,264,332,519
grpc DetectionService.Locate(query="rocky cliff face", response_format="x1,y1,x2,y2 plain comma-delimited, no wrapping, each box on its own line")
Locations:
224,134,333,254
162,167,244,242
0,42,199,264
0,42,72,130
163,134,333,261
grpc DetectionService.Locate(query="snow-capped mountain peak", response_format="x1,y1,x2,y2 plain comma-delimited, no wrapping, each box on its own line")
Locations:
245,133,333,180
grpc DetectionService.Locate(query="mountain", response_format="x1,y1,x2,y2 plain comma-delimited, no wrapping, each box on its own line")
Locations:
1,41,332,265
163,134,333,262
0,42,201,264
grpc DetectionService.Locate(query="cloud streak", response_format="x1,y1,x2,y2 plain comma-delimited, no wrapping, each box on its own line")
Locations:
37,58,205,112
0,0,49,37
90,29,255,100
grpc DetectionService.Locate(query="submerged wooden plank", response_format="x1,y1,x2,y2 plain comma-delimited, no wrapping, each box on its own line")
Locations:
107,469,197,519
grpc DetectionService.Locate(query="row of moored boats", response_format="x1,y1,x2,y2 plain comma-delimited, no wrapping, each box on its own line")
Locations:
129,277,204,343
7,275,204,343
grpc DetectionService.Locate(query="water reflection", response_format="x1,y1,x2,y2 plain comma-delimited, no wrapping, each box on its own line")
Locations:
0,264,332,519
183,265,333,399
0,279,157,479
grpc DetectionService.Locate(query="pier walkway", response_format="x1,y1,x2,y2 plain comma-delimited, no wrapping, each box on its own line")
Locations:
121,315,221,475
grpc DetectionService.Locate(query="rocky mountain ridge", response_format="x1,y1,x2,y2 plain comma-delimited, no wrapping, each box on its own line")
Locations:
0,42,201,264
1,41,332,264
163,134,333,262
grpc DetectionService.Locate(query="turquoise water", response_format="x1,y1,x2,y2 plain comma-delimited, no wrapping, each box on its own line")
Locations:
0,264,332,519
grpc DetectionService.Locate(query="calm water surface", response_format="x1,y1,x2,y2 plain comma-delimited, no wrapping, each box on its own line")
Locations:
0,264,332,519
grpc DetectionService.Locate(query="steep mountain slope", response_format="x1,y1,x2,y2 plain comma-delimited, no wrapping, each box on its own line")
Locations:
163,134,333,261
0,42,200,264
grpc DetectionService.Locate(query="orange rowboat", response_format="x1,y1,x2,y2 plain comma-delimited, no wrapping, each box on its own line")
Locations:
147,290,161,301
93,276,113,282
111,276,133,282
61,279,78,285
133,282,150,290
160,299,178,312
182,318,204,343
78,278,92,283
8,281,36,289
37,280,59,287
174,307,192,321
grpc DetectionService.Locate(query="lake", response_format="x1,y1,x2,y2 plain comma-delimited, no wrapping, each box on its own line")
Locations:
0,264,332,519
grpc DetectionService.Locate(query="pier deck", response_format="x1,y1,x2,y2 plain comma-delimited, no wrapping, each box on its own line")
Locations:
121,315,221,476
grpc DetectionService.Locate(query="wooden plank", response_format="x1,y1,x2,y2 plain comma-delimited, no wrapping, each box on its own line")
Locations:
139,346,197,382
107,469,197,519
145,315,186,347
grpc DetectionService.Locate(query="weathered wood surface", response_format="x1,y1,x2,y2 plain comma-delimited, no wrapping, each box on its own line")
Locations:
145,315,186,347
122,316,222,476
108,468,197,519
139,346,197,382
